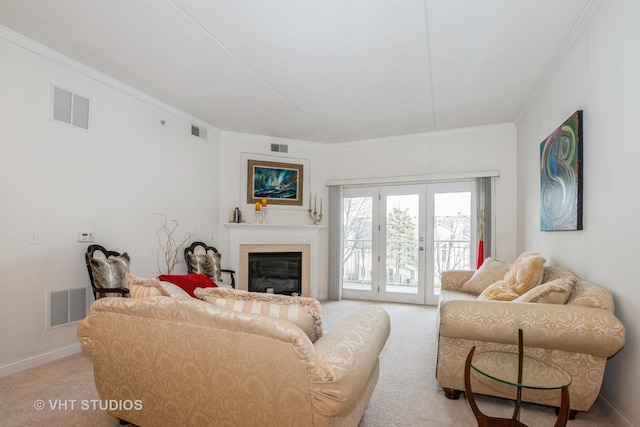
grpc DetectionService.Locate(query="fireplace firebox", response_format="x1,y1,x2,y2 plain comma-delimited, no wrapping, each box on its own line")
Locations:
248,252,302,295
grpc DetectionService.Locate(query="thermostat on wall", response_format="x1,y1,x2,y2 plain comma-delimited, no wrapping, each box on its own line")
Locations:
77,232,94,242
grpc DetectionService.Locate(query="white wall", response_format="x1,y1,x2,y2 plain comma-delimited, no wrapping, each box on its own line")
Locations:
0,38,220,371
328,125,519,261
516,1,640,424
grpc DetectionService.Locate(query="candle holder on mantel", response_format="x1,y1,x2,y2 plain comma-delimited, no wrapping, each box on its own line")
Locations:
308,208,323,225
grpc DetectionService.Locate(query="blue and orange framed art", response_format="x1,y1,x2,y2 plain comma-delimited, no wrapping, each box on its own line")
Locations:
247,159,304,206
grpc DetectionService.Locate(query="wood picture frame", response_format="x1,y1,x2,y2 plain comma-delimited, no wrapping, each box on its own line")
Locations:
247,160,304,206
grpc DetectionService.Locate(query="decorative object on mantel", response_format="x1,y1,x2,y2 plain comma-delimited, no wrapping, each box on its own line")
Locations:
254,198,268,224
154,213,194,274
247,159,304,206
308,193,323,225
540,110,583,231
231,207,243,223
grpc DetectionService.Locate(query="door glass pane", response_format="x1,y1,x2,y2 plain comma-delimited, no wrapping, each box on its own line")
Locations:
342,196,373,291
433,192,471,292
385,194,419,294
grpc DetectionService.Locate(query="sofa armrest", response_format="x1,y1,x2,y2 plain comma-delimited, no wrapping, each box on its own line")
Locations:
439,299,625,358
441,270,475,291
309,306,390,416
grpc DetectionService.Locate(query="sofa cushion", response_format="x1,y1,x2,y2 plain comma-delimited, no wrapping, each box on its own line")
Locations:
126,273,169,298
194,287,323,342
514,276,577,304
504,251,546,295
158,274,217,298
186,253,222,282
461,257,510,295
477,280,519,301
89,253,130,291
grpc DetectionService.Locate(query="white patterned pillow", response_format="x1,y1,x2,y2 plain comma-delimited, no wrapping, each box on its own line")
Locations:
514,276,577,304
194,288,323,342
158,281,191,297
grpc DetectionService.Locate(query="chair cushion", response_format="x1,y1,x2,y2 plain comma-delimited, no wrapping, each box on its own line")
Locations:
158,274,217,298
89,253,130,290
186,253,222,282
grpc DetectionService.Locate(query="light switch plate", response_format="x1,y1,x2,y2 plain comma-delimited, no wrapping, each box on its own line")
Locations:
77,232,94,242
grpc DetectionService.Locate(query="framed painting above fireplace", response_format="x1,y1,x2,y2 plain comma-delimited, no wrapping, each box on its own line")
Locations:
247,159,304,206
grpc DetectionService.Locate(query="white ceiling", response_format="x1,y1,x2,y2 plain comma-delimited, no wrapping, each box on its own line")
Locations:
0,0,593,143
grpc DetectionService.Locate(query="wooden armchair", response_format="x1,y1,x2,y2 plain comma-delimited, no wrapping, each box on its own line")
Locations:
184,242,236,288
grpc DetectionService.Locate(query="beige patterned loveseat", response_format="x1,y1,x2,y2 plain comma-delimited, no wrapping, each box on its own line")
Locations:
436,265,625,415
78,294,390,426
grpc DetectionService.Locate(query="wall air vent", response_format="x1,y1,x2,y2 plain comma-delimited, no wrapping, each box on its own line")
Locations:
191,124,208,141
270,143,288,153
47,287,87,328
51,86,90,130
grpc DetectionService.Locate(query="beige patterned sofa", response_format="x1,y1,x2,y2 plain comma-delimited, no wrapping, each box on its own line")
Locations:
436,264,626,414
78,292,390,426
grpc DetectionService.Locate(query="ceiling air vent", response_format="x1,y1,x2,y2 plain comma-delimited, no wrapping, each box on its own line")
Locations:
191,124,207,140
51,86,90,130
270,143,288,153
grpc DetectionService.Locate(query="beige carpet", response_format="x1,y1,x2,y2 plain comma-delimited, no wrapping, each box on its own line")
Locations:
0,299,618,426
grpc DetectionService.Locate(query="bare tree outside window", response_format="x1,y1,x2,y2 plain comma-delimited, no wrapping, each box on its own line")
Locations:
433,212,470,285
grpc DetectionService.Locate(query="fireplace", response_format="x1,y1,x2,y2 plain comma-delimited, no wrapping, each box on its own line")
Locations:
248,252,302,295
238,242,312,297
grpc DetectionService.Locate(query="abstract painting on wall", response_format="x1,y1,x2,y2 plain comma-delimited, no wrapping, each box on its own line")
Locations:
540,110,583,231
247,159,304,206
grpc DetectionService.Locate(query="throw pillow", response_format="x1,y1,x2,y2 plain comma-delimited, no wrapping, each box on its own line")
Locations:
186,253,222,282
126,273,169,298
477,280,519,301
504,252,546,295
157,274,217,298
158,281,191,298
514,276,577,304
461,258,510,295
89,253,130,290
194,287,324,343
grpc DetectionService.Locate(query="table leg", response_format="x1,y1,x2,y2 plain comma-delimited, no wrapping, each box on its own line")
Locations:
553,386,570,427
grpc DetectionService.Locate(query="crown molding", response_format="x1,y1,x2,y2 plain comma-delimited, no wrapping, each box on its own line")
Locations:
0,24,220,135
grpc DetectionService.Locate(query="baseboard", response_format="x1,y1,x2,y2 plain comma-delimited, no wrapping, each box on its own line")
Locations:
598,394,635,427
0,343,81,378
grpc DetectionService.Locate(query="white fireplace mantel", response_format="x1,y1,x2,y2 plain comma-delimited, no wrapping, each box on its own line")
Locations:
225,223,327,299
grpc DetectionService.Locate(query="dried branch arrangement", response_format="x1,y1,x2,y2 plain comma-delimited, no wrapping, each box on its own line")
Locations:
155,213,194,274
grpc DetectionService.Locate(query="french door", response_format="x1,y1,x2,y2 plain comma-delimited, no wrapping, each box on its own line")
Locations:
341,181,474,305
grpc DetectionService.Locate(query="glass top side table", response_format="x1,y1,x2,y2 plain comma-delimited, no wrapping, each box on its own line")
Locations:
463,329,572,427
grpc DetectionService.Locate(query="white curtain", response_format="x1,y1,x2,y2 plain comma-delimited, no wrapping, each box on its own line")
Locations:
327,186,343,300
